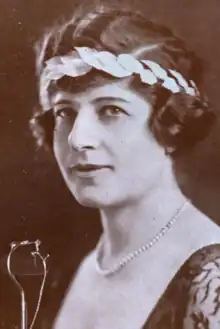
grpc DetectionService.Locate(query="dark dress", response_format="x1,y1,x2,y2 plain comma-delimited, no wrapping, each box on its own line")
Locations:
142,243,220,329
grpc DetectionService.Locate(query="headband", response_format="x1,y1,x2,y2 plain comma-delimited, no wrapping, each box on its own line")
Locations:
39,46,199,110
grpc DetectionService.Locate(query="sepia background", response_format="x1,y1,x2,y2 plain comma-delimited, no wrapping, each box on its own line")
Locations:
1,0,220,327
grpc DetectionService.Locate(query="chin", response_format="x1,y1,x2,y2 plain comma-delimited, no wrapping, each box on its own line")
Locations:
70,185,123,209
74,197,100,208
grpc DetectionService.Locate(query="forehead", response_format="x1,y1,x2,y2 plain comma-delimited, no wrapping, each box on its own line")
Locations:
52,81,144,104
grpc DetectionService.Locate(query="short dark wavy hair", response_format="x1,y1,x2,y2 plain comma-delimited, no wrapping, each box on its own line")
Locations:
30,5,216,157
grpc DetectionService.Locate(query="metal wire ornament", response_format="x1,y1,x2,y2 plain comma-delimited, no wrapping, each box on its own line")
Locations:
7,240,49,329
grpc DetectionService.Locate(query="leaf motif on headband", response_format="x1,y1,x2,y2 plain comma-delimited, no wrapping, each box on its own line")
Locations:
169,69,196,96
95,52,133,77
94,51,117,66
45,56,63,68
162,77,181,93
39,46,200,110
74,46,104,70
140,70,158,85
142,60,168,80
117,54,143,74
44,69,64,81
46,56,91,78
75,46,133,77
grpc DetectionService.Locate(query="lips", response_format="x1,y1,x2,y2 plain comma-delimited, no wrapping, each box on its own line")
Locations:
73,164,112,172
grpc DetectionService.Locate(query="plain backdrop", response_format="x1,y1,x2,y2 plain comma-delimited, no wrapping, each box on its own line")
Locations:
1,0,220,328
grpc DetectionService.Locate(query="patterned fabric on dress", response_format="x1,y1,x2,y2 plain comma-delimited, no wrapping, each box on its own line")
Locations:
143,244,220,329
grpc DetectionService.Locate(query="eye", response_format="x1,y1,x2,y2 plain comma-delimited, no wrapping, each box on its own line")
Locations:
99,105,128,117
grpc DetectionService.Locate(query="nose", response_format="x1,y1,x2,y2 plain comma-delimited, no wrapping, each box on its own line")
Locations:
68,109,100,151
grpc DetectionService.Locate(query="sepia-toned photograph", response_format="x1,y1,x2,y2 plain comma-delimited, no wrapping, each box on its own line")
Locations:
1,1,220,328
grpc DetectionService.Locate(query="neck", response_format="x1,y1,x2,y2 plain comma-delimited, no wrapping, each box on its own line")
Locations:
98,169,188,265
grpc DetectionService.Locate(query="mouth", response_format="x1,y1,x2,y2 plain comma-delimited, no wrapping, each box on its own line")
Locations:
71,163,113,174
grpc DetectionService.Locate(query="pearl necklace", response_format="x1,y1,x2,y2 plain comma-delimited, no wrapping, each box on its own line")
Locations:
95,201,189,277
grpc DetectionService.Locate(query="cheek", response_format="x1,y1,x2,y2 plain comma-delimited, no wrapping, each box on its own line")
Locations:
115,128,161,178
115,128,149,161
53,127,70,166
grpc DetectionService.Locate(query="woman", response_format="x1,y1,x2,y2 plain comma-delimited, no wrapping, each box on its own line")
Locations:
30,4,220,328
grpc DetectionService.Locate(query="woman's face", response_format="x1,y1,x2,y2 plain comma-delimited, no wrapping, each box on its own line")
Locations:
51,81,167,208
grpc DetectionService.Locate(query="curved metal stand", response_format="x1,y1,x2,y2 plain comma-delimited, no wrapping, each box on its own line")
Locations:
7,240,49,329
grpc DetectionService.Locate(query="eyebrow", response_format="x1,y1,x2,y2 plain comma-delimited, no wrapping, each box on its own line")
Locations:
53,99,72,106
52,95,129,107
92,96,129,104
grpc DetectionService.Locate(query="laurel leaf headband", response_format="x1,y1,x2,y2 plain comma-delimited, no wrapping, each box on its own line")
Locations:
39,46,199,110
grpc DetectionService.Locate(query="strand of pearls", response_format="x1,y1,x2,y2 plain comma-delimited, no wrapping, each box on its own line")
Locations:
95,201,189,277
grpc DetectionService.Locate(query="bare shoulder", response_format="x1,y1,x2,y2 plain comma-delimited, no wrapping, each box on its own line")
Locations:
184,204,220,244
